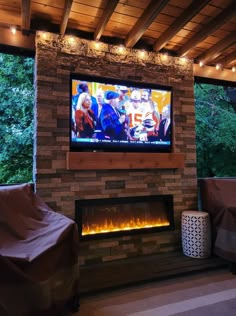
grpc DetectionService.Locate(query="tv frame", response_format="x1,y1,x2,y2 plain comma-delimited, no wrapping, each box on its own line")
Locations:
70,73,173,153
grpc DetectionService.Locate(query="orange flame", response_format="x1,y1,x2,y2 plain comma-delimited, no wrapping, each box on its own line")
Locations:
82,217,170,236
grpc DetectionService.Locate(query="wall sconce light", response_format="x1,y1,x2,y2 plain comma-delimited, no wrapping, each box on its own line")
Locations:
232,66,236,73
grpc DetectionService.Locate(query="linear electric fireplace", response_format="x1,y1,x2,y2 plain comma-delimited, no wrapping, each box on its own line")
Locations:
75,195,174,241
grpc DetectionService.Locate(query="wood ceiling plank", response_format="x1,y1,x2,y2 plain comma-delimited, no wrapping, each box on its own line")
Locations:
31,2,62,24
197,30,236,63
102,23,132,38
32,0,64,8
146,21,169,33
72,2,103,16
0,14,20,26
119,0,150,9
115,3,143,17
200,4,222,17
167,0,192,8
210,0,233,8
108,12,137,26
160,4,185,17
69,11,98,30
214,48,236,67
197,37,220,47
143,29,165,40
0,3,21,27
153,12,176,25
125,0,169,48
153,0,211,52
220,20,236,32
73,0,104,8
177,1,236,56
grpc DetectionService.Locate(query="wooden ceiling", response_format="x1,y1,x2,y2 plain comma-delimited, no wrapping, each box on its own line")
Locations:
0,0,236,69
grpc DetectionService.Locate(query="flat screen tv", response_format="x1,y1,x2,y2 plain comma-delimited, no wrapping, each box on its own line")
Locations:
70,73,173,153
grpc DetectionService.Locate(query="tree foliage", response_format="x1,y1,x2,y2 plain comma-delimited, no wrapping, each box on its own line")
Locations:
0,53,34,184
194,82,236,177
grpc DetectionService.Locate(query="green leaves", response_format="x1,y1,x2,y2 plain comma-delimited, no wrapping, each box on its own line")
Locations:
0,53,34,184
194,82,236,177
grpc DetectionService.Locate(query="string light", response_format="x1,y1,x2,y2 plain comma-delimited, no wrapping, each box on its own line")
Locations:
162,52,169,61
68,36,75,44
40,32,48,39
94,41,100,49
139,50,146,59
10,26,16,35
199,60,204,67
118,45,125,54
216,63,222,70
181,57,187,62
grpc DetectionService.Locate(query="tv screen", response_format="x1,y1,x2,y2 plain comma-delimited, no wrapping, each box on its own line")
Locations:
70,74,173,153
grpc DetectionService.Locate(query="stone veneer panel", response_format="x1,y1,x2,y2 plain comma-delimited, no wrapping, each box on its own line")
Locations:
35,32,197,266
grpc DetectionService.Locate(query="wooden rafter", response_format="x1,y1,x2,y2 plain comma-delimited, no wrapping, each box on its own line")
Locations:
214,49,236,68
22,0,31,30
125,0,169,48
153,0,211,52
60,0,73,35
197,31,236,64
94,0,119,41
178,1,236,57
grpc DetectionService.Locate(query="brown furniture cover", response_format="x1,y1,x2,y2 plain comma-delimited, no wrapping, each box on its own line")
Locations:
199,178,236,263
0,183,79,316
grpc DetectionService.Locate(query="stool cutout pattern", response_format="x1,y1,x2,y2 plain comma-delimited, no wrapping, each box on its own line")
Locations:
182,211,211,259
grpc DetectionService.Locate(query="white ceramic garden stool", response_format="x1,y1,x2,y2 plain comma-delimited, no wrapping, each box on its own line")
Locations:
181,210,211,259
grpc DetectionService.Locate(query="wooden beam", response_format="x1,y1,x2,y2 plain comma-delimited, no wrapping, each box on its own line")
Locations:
60,0,73,35
153,0,211,52
193,64,236,82
94,0,119,41
22,0,31,30
178,1,236,57
197,31,236,64
216,50,236,68
0,26,35,51
66,152,185,170
125,0,169,48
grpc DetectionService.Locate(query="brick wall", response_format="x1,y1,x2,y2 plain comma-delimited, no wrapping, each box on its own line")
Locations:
35,32,197,266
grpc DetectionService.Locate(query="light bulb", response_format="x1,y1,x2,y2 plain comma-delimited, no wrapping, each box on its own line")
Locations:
118,45,125,53
199,60,204,67
139,50,146,58
94,41,100,49
10,26,16,35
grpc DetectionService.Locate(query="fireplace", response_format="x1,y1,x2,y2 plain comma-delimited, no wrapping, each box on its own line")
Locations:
75,195,174,241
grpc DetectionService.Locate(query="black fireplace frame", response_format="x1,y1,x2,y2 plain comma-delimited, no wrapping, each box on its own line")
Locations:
75,195,175,241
